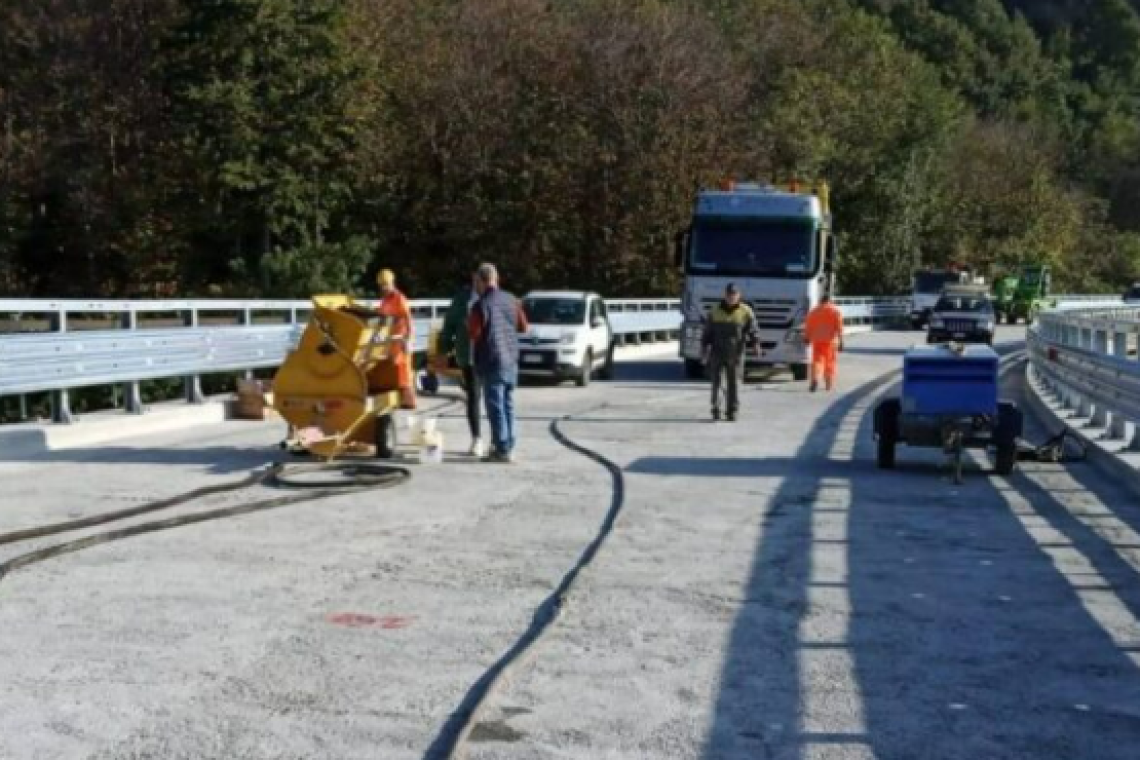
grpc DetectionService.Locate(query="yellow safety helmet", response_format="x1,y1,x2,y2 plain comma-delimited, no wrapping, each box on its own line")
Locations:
376,268,396,287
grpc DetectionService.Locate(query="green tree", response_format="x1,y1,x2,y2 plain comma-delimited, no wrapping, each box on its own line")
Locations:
164,0,371,296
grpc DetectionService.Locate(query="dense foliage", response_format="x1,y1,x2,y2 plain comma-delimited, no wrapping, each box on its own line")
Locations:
2,0,1140,297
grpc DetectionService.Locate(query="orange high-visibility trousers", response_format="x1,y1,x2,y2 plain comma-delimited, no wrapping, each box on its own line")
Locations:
377,289,417,409
811,341,839,388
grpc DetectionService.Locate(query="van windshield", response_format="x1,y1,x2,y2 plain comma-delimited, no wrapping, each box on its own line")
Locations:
523,298,587,325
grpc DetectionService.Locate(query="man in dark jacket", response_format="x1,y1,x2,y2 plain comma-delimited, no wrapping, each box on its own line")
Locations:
438,271,483,456
702,283,759,422
467,263,529,462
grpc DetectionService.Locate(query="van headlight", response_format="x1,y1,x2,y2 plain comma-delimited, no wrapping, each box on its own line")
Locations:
930,317,945,329
560,333,576,345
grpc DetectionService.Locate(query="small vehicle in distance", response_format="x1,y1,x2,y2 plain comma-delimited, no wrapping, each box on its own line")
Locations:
927,285,996,346
909,267,972,329
1123,283,1140,305
519,291,615,386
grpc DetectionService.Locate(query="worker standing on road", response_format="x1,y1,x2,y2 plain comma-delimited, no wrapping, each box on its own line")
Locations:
468,263,529,463
803,293,845,393
376,268,416,409
439,269,484,457
703,283,758,422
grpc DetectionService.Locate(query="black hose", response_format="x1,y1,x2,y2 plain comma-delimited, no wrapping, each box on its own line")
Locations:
0,461,410,585
424,412,627,760
0,395,462,579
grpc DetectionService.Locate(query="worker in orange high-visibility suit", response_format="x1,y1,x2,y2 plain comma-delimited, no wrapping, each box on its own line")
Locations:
803,293,845,393
376,268,416,409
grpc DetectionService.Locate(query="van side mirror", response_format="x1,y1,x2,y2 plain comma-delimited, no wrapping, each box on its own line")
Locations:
592,316,605,328
674,229,690,271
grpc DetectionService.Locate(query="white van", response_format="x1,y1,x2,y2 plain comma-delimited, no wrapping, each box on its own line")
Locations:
519,291,614,386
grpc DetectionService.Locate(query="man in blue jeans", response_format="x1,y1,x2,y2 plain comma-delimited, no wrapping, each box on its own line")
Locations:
467,263,529,463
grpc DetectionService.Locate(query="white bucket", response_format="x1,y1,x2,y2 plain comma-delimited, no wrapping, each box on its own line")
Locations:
418,430,445,464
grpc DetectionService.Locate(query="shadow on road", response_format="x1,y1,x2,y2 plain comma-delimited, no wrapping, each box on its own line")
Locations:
701,368,1140,760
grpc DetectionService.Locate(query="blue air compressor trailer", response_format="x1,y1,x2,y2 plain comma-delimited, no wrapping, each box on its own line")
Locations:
873,345,1022,482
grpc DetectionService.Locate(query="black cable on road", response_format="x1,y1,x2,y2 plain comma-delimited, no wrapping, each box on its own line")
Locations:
423,411,627,760
0,395,462,551
0,462,411,585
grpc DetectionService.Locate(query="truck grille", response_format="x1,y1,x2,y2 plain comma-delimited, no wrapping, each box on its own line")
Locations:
701,298,797,329
945,319,976,332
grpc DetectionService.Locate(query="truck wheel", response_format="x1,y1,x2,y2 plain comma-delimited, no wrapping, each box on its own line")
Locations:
875,398,901,470
995,439,1016,475
878,434,897,469
994,401,1023,476
576,350,593,387
599,342,615,380
374,414,396,459
684,359,705,380
791,363,810,382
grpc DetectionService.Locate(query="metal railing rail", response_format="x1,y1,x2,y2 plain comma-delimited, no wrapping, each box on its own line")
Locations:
1028,306,1140,452
5,292,1107,424
0,297,682,422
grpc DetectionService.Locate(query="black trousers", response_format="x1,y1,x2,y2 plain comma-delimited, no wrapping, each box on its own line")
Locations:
462,365,482,439
709,354,743,414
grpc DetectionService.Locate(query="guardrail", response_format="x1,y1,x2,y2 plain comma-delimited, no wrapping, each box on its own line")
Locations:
835,296,910,325
1028,306,1140,451
0,297,682,422
1049,295,1124,311
2,292,1101,425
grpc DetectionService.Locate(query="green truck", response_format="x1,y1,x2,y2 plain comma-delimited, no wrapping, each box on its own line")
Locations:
993,264,1051,324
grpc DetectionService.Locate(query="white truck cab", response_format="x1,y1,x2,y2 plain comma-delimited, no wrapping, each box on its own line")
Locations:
676,181,838,380
519,291,614,386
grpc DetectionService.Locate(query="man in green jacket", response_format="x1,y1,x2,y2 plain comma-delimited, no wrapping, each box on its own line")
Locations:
702,283,759,422
438,272,484,456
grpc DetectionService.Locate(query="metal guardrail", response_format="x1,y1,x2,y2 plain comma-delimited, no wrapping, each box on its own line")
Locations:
0,298,682,422
2,292,1098,424
835,296,910,324
1028,306,1140,451
1049,295,1124,311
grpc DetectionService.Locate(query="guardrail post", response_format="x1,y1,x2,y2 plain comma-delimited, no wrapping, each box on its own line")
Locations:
1108,329,1131,440
1089,328,1110,428
120,309,144,414
183,308,205,404
49,308,75,424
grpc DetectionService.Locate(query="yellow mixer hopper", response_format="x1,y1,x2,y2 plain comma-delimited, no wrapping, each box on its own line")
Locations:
273,295,405,460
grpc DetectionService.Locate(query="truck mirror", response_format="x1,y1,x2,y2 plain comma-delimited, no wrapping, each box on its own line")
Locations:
673,229,689,271
825,236,839,272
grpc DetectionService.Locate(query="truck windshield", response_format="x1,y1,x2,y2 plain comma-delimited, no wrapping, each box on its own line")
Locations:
523,298,586,325
936,296,992,313
689,219,817,278
914,272,962,293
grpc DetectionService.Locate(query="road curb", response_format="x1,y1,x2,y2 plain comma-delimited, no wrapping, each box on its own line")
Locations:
1022,361,1140,497
0,400,228,459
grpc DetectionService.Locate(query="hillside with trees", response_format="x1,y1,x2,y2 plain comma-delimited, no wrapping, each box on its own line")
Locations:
2,0,1139,298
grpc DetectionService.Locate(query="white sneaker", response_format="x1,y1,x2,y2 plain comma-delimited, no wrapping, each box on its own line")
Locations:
469,438,485,458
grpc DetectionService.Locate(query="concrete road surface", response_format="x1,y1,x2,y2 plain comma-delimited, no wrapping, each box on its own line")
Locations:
1,327,1139,760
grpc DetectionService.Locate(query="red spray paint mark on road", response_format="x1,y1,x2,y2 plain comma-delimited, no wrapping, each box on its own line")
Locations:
327,613,415,630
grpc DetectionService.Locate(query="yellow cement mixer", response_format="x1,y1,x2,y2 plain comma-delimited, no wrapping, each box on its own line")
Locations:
273,295,405,460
